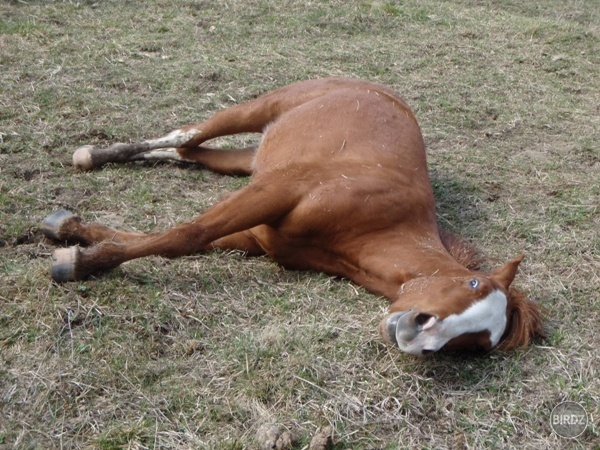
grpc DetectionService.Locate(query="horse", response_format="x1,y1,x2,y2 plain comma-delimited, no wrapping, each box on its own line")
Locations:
41,77,543,355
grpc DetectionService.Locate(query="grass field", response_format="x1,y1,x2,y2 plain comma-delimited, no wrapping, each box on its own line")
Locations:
1,0,598,448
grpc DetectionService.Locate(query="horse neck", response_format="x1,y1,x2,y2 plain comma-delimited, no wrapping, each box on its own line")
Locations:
352,228,473,299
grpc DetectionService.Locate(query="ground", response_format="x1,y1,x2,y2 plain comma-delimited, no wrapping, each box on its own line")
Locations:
0,1,598,449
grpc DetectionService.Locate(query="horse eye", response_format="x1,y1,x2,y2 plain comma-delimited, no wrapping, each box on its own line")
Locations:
468,279,479,289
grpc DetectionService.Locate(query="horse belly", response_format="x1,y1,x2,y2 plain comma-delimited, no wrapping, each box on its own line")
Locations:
253,173,411,256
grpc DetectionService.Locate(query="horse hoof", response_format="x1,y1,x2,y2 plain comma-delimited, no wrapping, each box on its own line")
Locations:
51,247,80,282
73,145,95,171
41,209,76,241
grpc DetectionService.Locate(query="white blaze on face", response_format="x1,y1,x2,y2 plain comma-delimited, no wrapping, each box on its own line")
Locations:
396,289,508,355
442,289,508,347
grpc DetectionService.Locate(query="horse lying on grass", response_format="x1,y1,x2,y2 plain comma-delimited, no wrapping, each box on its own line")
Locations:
42,77,543,355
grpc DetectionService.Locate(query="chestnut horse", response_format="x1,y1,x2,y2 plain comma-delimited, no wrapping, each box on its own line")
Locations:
42,78,543,355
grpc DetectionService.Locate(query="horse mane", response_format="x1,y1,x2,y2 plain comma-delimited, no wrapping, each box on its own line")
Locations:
498,287,545,350
439,228,484,270
439,228,545,350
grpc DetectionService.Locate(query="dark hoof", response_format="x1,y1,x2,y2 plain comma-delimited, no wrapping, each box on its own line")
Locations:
41,209,76,241
51,247,80,282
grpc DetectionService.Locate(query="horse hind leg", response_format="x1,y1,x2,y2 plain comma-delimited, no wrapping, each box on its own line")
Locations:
72,128,206,171
70,78,352,172
72,90,274,171
131,145,258,176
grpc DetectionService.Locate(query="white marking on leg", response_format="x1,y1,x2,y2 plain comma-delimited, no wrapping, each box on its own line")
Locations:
144,129,200,150
131,148,185,162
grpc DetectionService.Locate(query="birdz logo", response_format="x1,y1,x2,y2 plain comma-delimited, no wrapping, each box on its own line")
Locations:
550,402,588,438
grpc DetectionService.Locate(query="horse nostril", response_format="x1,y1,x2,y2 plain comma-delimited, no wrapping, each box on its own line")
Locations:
415,312,434,327
422,349,435,355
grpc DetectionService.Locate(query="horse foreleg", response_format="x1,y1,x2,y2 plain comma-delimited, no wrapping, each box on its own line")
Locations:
42,210,147,246
47,178,296,282
42,210,265,254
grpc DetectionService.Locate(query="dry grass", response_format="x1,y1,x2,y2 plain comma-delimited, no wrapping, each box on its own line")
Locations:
1,0,598,448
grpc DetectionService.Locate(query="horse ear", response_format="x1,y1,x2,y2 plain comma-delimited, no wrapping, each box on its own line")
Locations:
491,254,525,290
